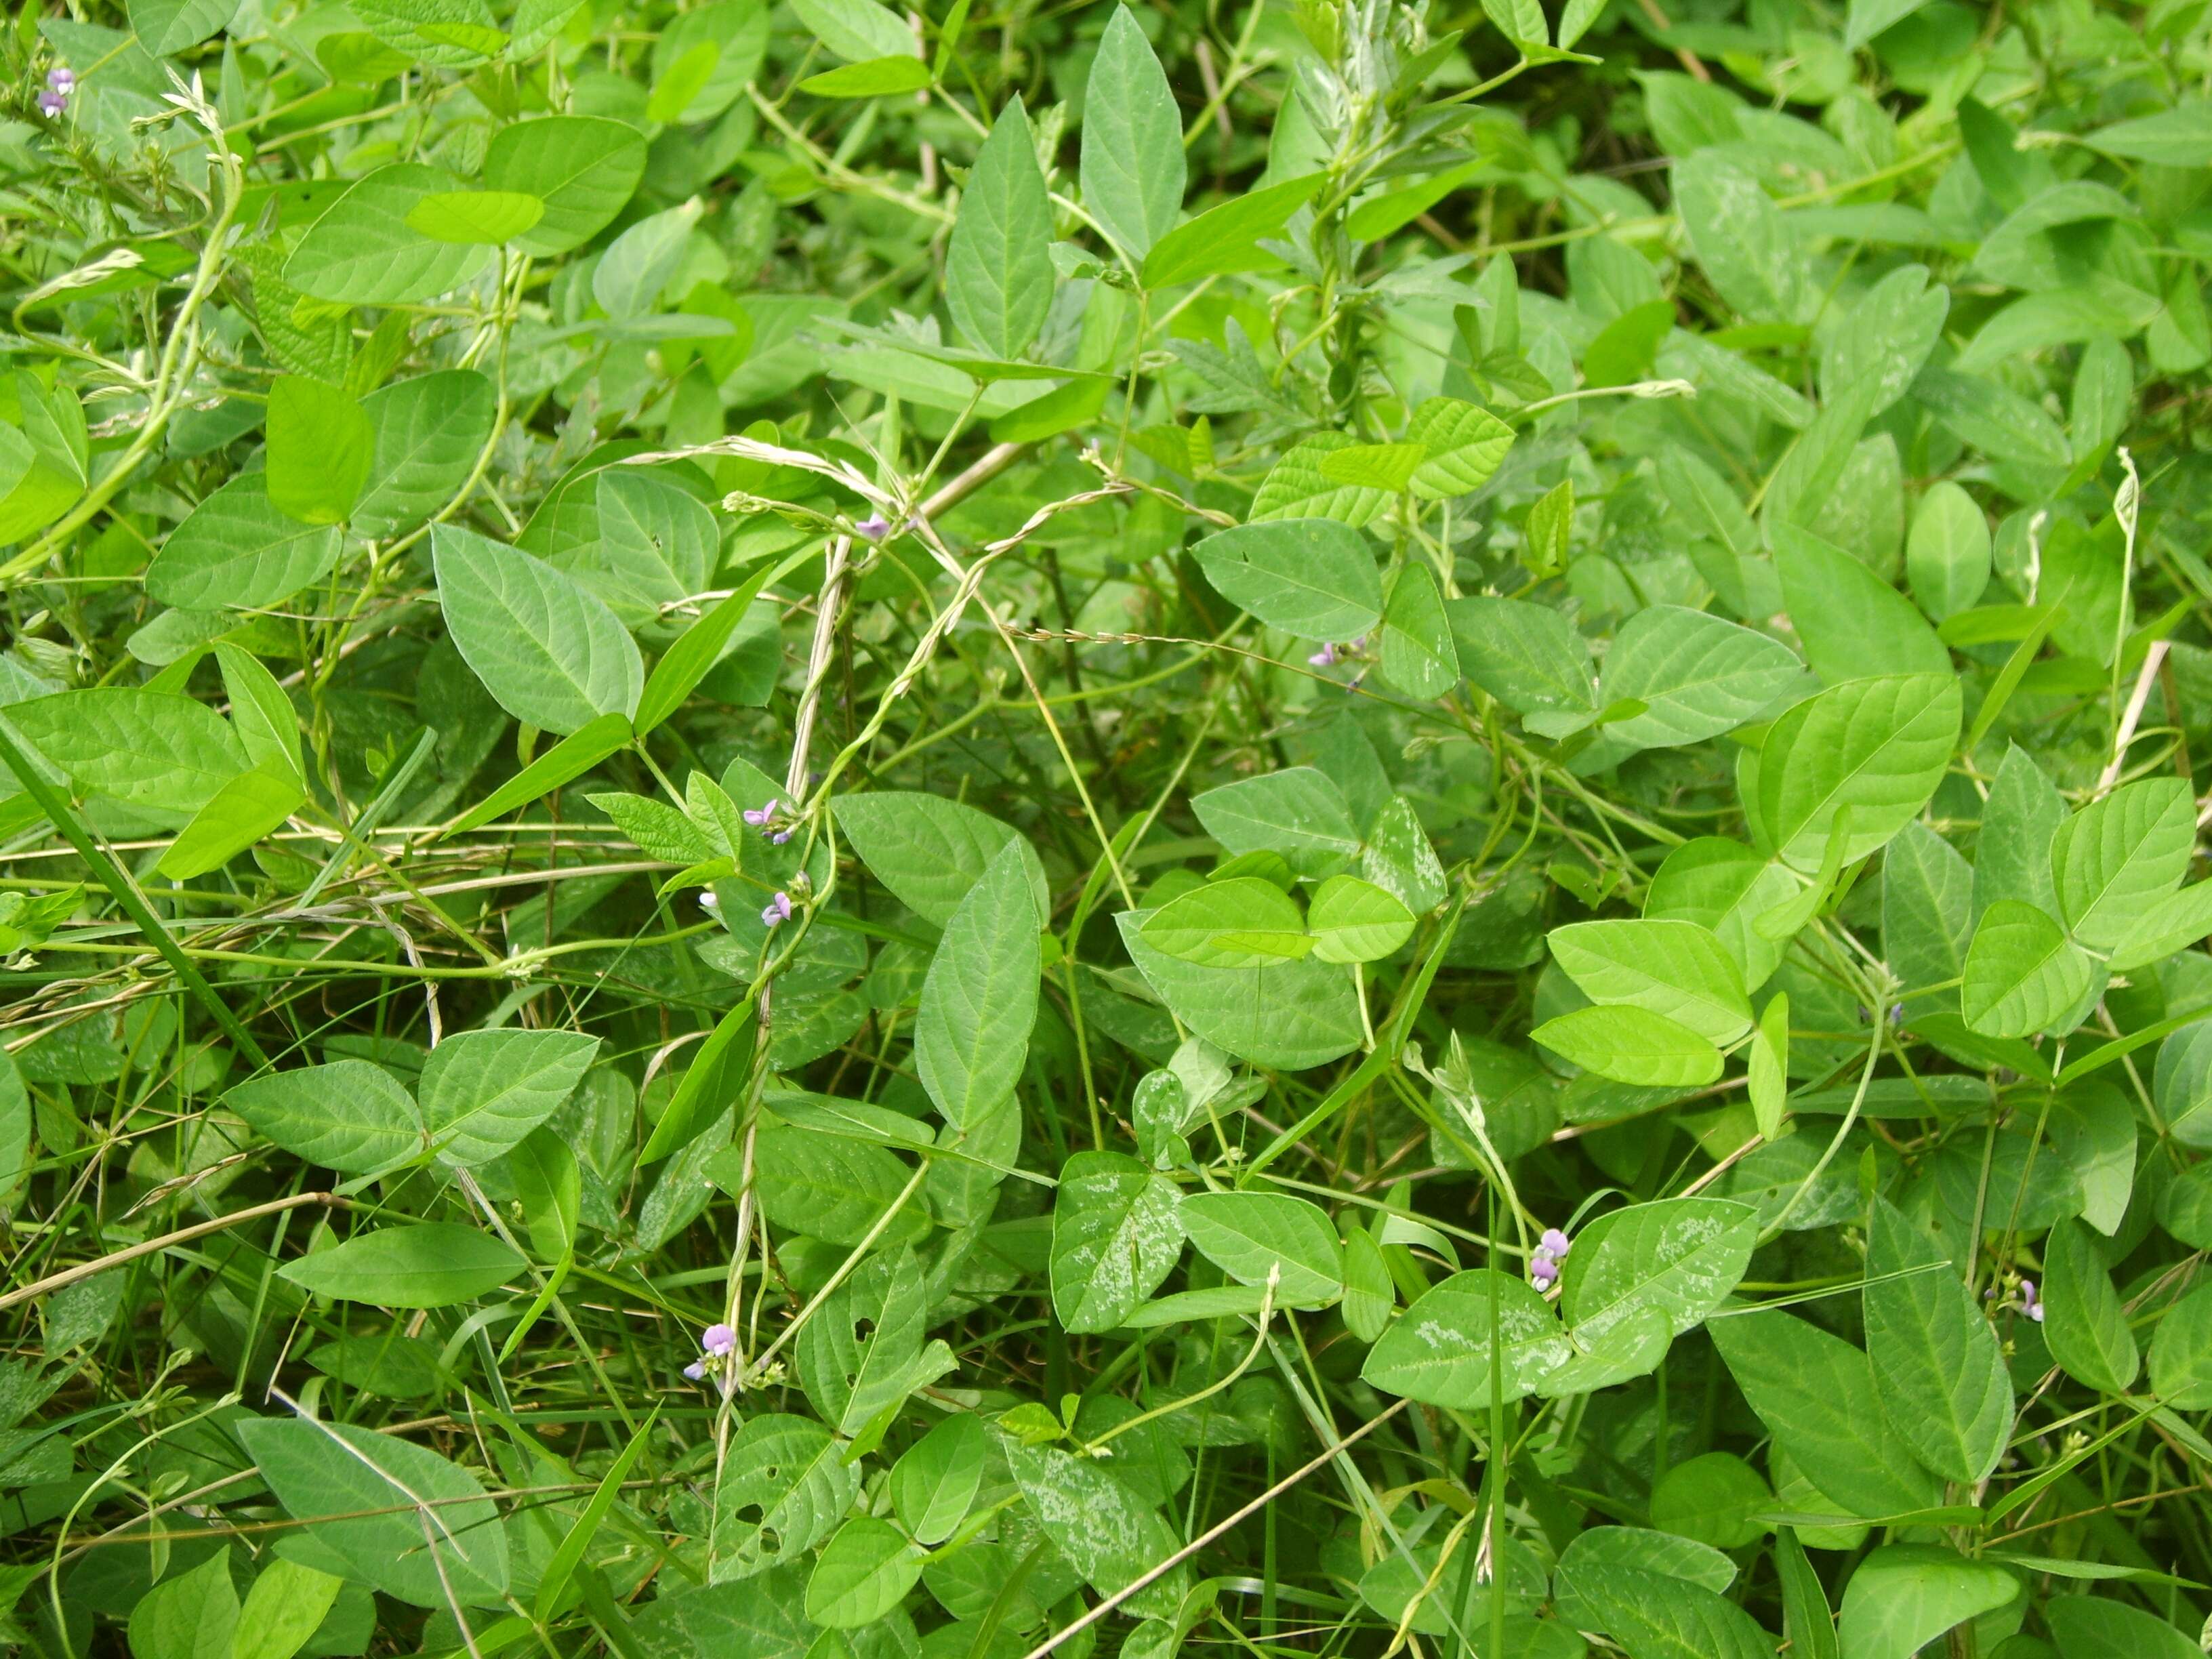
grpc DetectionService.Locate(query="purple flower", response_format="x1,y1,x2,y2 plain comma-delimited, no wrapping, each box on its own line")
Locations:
46,67,74,93
1529,1254,1559,1289
682,1361,705,1380
770,830,791,844
1539,1227,1571,1260
703,1322,737,1357
37,89,65,117
760,891,793,928
743,799,778,826
855,513,893,541
1308,643,1339,668
2014,1277,2045,1323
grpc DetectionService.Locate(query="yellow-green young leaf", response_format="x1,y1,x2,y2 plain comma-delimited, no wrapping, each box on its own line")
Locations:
1750,994,1788,1139
404,188,546,245
1547,917,1752,1045
1307,874,1414,964
266,375,373,526
1406,396,1515,499
159,768,306,880
1532,1004,1723,1087
646,39,720,119
1523,477,1574,573
799,54,933,96
481,116,649,257
1141,876,1311,968
1343,161,1484,242
1961,899,2099,1039
1316,441,1426,492
232,1559,344,1659
888,1413,985,1547
1756,674,1961,873
284,163,493,305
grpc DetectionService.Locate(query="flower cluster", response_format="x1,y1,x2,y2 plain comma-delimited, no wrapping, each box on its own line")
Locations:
37,66,74,119
682,1322,737,1383
1528,1227,1572,1290
743,797,792,844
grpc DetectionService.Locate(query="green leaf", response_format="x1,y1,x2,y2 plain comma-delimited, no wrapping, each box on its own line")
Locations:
1141,173,1326,289
1975,743,2066,917
1645,1452,1774,1548
1863,1197,2013,1483
916,839,1042,1130
1118,909,1366,1069
352,369,497,537
1141,876,1312,967
419,1028,599,1166
800,54,933,95
432,524,643,733
1881,821,1973,994
1843,0,1930,48
447,712,633,837
1532,1004,1721,1087
646,0,769,118
1837,1545,2017,1659
145,474,346,610
1548,918,1753,1045
1674,152,1805,323
9,687,249,826
1191,519,1384,643
1561,1197,1758,1346
2051,777,2195,951
888,1412,985,1547
2042,1216,2139,1393
2156,1019,2212,1149
1190,766,1363,878
1913,365,2072,472
159,768,306,880
2045,1593,2205,1659
1961,899,2097,1038
832,792,1047,926
1553,1559,1774,1659
2149,1282,2212,1408
1774,525,1949,683
1755,674,1960,872
1307,874,1414,964
1006,1439,1189,1618
1645,836,1799,992
232,1559,344,1659
1376,563,1459,701
798,1247,955,1434
1362,1267,1575,1408
1750,994,1788,1139
278,1223,526,1308
1708,1309,1945,1519
482,116,649,256
1448,595,1599,719
706,1412,862,1582
129,0,238,55
2083,101,2212,166
235,1415,510,1606
947,98,1054,359
2108,878,2212,972
806,1518,925,1629
1050,1150,1185,1332
1080,7,1185,263
1599,605,1801,750
737,1123,928,1247
130,1551,237,1659
285,163,491,304
223,1059,426,1174
593,201,703,320
1179,1191,1343,1305
792,0,911,60
1905,482,1991,621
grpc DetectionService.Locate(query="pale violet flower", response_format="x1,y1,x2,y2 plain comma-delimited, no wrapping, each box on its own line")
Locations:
760,891,793,928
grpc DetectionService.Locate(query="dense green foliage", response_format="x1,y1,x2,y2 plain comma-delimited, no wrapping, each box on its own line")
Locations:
3,0,2212,1653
